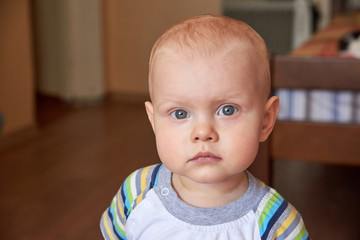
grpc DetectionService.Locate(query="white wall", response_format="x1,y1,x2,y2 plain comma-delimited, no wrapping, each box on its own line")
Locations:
33,0,104,102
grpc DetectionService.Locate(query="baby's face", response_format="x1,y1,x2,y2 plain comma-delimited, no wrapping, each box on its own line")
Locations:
146,47,272,184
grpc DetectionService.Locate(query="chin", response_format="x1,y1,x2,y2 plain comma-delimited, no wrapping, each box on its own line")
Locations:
189,172,230,184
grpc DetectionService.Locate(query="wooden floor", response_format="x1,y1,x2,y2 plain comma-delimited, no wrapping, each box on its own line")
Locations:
0,96,359,239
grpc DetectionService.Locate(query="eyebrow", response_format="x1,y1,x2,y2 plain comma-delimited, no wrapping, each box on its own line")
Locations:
154,92,253,109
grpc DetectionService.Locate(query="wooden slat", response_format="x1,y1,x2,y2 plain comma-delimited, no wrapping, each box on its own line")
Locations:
272,56,360,90
272,121,360,166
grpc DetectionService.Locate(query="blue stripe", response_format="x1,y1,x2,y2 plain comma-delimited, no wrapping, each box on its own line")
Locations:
154,164,163,186
135,170,142,197
260,195,284,236
150,164,162,188
276,212,301,240
120,185,127,215
108,208,124,239
121,181,132,218
302,231,309,240
262,200,288,240
101,225,112,240
107,165,163,240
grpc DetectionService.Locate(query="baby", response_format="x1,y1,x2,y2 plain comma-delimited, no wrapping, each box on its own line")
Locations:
100,15,309,240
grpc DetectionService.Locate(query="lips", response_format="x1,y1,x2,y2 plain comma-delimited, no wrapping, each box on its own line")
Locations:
189,152,222,163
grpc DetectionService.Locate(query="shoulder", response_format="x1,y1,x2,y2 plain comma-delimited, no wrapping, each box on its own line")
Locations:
100,164,164,240
253,182,310,240
123,163,164,205
118,163,164,216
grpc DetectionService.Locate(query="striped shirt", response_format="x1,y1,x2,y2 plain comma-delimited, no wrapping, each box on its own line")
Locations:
100,164,309,240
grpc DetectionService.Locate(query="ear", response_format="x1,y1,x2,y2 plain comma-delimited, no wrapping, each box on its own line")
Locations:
260,96,279,142
145,101,155,131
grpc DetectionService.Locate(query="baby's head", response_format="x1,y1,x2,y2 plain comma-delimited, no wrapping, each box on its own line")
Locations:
145,15,279,185
148,14,271,102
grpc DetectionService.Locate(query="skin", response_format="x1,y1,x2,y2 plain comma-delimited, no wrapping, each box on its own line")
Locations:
145,46,279,208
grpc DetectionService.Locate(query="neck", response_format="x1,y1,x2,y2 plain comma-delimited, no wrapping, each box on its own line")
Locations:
171,172,249,208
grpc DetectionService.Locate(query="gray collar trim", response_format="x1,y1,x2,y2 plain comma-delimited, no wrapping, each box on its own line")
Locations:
154,166,264,226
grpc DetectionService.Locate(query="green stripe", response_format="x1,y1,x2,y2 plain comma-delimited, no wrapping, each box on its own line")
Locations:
125,172,134,212
258,191,281,228
110,200,125,235
294,225,307,240
118,224,126,237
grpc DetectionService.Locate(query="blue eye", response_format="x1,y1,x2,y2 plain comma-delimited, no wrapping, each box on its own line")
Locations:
171,109,189,119
218,105,237,116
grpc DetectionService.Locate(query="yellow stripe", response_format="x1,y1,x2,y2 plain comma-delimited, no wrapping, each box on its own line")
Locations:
136,166,150,204
117,191,125,219
136,193,143,205
141,166,150,191
274,208,298,238
102,213,116,240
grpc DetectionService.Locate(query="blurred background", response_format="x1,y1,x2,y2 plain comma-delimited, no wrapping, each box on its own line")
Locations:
0,0,359,239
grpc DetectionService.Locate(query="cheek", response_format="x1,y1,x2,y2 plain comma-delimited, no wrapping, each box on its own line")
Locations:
223,123,261,166
228,132,259,155
155,135,172,161
154,127,183,164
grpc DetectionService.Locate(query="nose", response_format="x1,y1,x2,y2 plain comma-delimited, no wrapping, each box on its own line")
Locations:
191,121,219,143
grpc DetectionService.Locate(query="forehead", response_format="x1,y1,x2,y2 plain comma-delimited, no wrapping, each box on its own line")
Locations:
150,46,263,103
151,43,254,76
149,44,270,96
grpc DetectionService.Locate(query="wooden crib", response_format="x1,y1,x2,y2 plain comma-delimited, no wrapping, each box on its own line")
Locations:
250,56,360,185
250,12,360,185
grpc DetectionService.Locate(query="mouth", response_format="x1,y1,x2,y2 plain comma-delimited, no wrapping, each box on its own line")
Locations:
189,152,222,163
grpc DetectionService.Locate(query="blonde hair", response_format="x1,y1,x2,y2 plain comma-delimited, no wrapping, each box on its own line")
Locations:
149,15,270,97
